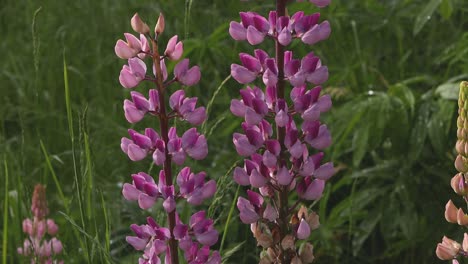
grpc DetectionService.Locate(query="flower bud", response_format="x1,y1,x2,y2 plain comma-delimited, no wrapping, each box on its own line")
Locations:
456,140,465,156
281,235,295,250
291,256,303,264
131,13,150,34
457,208,468,226
455,155,468,173
436,236,461,260
155,13,165,35
451,173,468,195
445,200,458,223
299,242,315,264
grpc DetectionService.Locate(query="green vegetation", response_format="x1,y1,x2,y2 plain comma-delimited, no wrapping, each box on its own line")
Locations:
1,0,467,263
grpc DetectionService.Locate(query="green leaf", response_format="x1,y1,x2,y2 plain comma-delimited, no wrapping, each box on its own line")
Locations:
435,82,459,100
439,0,453,20
413,0,442,36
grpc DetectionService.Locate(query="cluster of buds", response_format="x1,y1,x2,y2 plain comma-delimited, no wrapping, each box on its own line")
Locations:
115,13,219,264
17,184,63,264
229,0,334,263
437,81,468,262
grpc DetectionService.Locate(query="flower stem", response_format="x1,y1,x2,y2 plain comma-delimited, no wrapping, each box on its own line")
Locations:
275,0,290,263
151,38,179,264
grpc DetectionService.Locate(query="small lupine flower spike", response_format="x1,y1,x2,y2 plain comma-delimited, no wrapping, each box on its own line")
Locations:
437,81,468,262
229,1,335,263
115,13,219,264
17,184,63,264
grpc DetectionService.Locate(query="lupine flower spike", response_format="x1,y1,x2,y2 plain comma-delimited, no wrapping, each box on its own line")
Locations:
229,0,334,263
437,81,468,262
115,13,220,264
17,184,63,264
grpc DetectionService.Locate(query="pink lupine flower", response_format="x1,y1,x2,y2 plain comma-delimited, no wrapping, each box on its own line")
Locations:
119,57,147,88
18,184,63,263
174,59,201,86
169,90,207,125
116,13,219,264
229,1,335,261
165,35,184,60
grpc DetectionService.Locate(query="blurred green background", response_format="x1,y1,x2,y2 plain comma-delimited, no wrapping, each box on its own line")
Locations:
1,0,468,263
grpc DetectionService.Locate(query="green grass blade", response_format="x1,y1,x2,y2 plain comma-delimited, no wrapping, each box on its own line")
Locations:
39,140,68,211
219,184,240,255
2,159,9,264
64,55,90,262
202,74,231,134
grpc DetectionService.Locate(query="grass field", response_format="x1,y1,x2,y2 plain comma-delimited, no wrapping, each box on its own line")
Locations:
1,0,468,263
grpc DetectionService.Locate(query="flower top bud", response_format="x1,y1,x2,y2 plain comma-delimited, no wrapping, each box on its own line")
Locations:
131,13,150,34
451,173,468,196
155,12,165,36
458,81,468,133
31,184,49,219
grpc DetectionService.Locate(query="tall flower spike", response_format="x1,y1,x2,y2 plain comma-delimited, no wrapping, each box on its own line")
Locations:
17,184,63,264
437,81,468,262
115,13,219,264
229,1,335,263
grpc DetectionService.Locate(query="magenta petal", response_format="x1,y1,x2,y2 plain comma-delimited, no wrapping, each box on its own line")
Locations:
307,66,329,85
127,144,147,161
173,224,189,240
207,251,221,264
263,68,278,87
246,25,265,45
300,179,325,200
174,59,189,79
275,109,289,128
278,28,292,46
115,40,135,59
165,35,178,56
196,229,219,246
138,193,156,209
308,124,332,149
231,64,257,84
245,107,263,125
230,99,247,117
240,53,262,72
233,167,250,186
152,240,168,255
233,133,257,156
302,105,320,121
122,183,140,201
202,180,217,199
263,203,278,222
317,95,332,112
229,21,247,41
181,128,198,148
310,0,331,7
128,57,147,79
186,135,208,160
297,219,311,240
237,197,260,224
277,166,292,186
163,197,176,212
171,42,184,61
314,162,335,180
119,66,139,88
250,169,268,188
126,236,148,251
124,100,145,123
169,90,185,110
152,148,166,165
262,150,277,168
185,107,206,125
180,66,201,86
